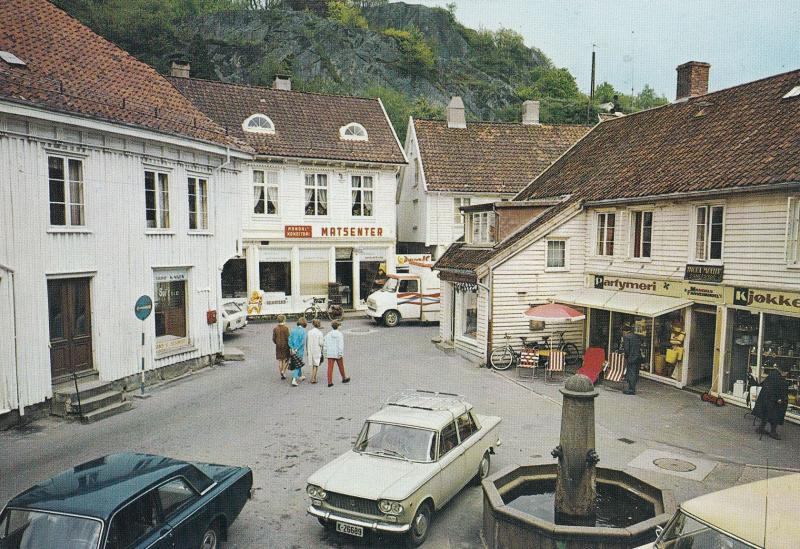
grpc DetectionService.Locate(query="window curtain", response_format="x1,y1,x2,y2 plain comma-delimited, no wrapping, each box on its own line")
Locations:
266,185,278,214
305,186,315,215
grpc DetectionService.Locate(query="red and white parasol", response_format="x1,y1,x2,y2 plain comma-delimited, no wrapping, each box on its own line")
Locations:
523,302,585,322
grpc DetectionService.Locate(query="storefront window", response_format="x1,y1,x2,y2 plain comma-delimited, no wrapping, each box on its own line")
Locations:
221,259,247,298
460,290,478,339
725,309,759,396
762,313,799,410
360,261,385,302
259,261,291,295
609,312,651,370
653,310,685,379
299,261,328,295
154,274,187,351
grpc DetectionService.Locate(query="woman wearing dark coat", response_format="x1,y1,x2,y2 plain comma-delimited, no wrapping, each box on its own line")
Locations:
272,314,290,380
753,365,790,440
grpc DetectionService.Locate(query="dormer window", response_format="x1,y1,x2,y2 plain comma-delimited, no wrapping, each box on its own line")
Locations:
243,114,275,134
340,122,368,141
469,211,496,245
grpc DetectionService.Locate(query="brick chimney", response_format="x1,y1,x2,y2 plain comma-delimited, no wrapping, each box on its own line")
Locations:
170,60,190,79
273,75,291,91
522,100,540,125
446,96,466,129
676,61,710,101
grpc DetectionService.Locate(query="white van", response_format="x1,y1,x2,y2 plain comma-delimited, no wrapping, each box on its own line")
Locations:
366,261,440,327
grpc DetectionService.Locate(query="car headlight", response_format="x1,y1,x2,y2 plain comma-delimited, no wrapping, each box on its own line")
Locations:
306,485,327,500
378,500,403,515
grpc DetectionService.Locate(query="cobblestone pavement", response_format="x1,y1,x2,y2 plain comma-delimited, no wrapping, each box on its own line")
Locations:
1,318,797,549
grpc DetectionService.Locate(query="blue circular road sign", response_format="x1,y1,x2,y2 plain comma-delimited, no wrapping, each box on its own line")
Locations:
135,295,153,321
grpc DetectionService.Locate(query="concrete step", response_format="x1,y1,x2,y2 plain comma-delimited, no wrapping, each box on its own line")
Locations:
54,379,116,402
82,401,133,423
67,390,124,415
222,346,245,361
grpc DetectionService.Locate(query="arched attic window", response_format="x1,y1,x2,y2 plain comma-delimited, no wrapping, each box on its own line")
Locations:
339,122,368,141
242,114,275,134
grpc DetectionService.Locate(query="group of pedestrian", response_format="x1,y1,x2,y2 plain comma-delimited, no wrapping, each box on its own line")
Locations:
271,314,350,388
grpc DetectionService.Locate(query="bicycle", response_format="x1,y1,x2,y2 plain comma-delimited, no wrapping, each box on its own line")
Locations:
303,297,343,321
489,333,539,371
539,331,581,371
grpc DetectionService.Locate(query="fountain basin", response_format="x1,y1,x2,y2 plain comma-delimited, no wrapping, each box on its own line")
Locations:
483,464,675,549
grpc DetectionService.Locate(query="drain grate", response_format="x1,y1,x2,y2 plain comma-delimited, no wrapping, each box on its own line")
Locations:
653,457,697,472
617,437,635,444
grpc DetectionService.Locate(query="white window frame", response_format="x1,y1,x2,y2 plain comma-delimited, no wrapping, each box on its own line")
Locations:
786,196,800,266
242,114,275,134
145,170,170,231
692,204,724,263
304,173,329,217
595,212,616,256
453,197,471,224
351,174,374,217
153,269,190,354
470,211,495,245
339,122,368,141
187,176,209,232
253,170,279,216
629,209,653,260
545,239,568,271
457,289,478,341
47,155,86,229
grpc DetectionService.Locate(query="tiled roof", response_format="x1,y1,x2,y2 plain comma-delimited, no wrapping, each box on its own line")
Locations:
414,119,589,193
168,77,406,164
0,0,244,150
516,69,800,202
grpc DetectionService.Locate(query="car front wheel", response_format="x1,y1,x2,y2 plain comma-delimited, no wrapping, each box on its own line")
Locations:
383,310,400,327
474,450,491,485
405,502,432,548
200,524,220,549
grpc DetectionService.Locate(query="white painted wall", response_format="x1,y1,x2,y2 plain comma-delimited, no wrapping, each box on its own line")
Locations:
426,193,500,251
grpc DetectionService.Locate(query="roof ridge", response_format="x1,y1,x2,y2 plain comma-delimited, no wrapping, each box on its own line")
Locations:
414,117,590,129
171,76,382,103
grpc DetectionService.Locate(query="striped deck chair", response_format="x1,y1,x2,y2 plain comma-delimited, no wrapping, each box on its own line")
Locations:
545,350,565,383
604,352,626,383
518,348,539,380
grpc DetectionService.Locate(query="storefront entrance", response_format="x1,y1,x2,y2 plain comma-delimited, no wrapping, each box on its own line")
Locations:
335,248,353,308
687,309,716,390
47,277,94,381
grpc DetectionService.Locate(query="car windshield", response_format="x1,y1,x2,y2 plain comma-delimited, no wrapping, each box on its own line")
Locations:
223,302,241,315
0,509,102,549
381,279,398,293
656,511,754,549
355,422,436,462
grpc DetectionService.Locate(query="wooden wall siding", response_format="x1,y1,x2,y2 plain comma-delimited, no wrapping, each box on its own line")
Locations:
397,139,424,244
0,276,14,411
425,194,498,248
0,113,244,410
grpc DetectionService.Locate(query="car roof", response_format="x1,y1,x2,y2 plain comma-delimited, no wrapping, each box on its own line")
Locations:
680,473,800,547
367,391,472,430
6,453,200,520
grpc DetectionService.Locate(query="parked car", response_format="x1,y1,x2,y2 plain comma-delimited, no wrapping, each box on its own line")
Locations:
366,262,440,327
221,300,247,333
306,390,501,547
0,452,253,549
636,472,800,549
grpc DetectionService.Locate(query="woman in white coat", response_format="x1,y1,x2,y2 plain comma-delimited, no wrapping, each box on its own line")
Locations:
307,318,325,384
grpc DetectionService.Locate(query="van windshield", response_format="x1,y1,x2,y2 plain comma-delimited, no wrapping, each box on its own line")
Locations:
0,509,102,549
656,511,754,548
381,279,398,293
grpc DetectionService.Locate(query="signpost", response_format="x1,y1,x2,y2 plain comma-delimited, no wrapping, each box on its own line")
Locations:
134,295,153,396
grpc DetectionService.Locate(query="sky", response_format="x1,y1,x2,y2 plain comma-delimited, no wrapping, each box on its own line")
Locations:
398,0,800,99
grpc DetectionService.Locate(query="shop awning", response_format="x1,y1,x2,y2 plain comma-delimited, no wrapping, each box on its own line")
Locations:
553,288,692,317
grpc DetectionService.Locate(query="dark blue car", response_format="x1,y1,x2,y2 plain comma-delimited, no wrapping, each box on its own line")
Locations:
0,453,253,549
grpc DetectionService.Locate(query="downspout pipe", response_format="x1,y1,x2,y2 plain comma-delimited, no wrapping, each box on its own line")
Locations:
0,262,23,416
477,273,493,365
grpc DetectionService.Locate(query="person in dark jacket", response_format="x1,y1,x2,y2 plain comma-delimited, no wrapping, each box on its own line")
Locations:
622,324,643,395
272,314,290,380
753,364,790,440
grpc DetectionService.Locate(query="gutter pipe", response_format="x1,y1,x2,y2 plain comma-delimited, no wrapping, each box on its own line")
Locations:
584,181,800,207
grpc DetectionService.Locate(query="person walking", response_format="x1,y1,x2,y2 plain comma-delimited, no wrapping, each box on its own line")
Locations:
307,318,324,384
621,324,643,395
288,316,308,387
324,320,350,388
753,364,790,440
272,314,290,380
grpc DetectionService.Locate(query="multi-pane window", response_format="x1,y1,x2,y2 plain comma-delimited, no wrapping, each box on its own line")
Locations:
145,170,170,229
48,156,85,226
471,212,495,244
787,197,800,265
253,170,278,215
596,212,615,256
695,205,724,261
546,240,566,268
632,211,653,258
351,175,374,216
187,177,208,230
304,174,328,216
454,197,471,224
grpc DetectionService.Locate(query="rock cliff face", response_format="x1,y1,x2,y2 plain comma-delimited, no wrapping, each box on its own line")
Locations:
184,2,550,119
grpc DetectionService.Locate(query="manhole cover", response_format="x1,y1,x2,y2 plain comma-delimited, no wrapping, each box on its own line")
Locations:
653,458,697,472
346,327,376,335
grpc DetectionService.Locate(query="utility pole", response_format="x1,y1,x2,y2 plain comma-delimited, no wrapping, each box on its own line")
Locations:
587,44,596,124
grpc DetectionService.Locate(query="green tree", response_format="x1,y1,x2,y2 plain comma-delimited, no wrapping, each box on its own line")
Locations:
327,1,368,29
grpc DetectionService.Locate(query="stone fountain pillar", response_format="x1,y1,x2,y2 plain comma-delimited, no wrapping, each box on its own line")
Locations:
552,374,600,525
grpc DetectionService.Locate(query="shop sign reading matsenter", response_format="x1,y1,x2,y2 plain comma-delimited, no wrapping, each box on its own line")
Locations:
591,274,724,304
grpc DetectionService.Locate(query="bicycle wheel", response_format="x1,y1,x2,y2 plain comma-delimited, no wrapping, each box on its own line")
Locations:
490,346,514,371
304,306,317,320
562,342,581,372
326,304,343,321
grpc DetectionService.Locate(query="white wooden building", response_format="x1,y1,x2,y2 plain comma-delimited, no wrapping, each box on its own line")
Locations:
397,97,588,259
170,74,407,315
0,0,251,422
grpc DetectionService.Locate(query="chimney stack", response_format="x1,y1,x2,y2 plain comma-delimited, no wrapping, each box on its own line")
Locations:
522,100,540,125
446,96,466,129
170,60,190,79
676,61,710,101
273,75,292,91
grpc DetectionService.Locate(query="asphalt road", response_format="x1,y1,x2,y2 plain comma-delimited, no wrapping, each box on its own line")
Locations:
1,318,797,549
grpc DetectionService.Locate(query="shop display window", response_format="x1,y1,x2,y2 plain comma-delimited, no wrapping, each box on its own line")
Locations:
259,261,291,295
761,313,800,411
221,258,247,298
154,279,186,349
726,310,759,396
299,261,329,295
360,261,385,300
653,310,685,379
460,290,478,339
610,313,651,369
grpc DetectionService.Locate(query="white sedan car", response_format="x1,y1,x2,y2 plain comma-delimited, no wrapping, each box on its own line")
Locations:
307,390,502,547
221,300,247,332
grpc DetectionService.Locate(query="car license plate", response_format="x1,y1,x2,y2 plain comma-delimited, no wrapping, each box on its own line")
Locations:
336,522,364,537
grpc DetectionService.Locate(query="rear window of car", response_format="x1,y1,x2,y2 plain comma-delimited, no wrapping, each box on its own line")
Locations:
157,478,198,518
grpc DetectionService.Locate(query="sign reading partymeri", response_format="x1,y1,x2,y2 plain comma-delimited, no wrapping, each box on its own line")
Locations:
591,274,724,304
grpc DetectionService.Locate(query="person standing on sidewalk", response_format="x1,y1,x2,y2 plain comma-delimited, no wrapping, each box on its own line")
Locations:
754,363,790,440
288,316,308,387
307,318,325,384
272,314,290,380
622,324,643,395
324,320,350,388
